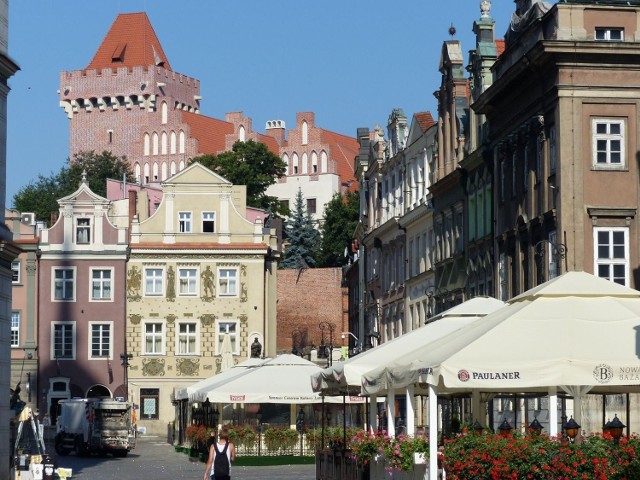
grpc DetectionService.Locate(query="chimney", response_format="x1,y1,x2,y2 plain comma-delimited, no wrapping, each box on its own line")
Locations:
265,120,286,145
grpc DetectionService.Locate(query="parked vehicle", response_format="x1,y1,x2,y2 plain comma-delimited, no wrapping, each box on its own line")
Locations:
55,398,136,457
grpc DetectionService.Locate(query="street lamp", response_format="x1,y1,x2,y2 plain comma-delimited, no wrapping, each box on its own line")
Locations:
318,322,335,366
498,418,513,437
120,353,133,401
472,419,484,435
606,415,625,443
341,332,360,355
564,416,581,443
528,417,543,436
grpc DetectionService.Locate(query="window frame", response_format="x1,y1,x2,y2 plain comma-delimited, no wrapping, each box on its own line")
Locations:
202,212,216,233
76,217,91,244
175,320,200,356
592,118,625,170
140,388,160,420
90,267,114,302
11,311,19,348
216,320,240,355
595,27,624,41
52,267,76,302
142,320,166,355
144,267,164,297
51,322,76,360
11,260,20,284
593,226,629,286
306,198,317,215
178,267,198,296
178,211,192,233
218,268,238,297
88,321,113,360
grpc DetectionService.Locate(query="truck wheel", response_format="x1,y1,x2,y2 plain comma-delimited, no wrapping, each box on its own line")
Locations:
113,450,128,458
54,435,70,456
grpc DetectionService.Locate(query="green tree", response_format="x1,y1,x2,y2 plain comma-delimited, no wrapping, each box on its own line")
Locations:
190,140,287,215
13,150,133,224
281,189,320,269
317,190,360,267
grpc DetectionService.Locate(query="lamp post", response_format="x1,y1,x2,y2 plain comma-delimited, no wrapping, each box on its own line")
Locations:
564,416,581,443
341,332,360,356
528,417,543,436
498,418,513,437
607,415,625,444
318,322,335,366
425,286,449,320
472,419,484,435
296,407,305,456
120,353,133,401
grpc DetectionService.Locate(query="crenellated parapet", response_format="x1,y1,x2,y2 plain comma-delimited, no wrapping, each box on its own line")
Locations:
59,65,201,118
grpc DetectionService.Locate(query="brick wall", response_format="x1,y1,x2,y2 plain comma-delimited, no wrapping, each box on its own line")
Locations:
276,268,348,353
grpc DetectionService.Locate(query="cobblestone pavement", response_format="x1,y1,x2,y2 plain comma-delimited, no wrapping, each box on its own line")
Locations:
48,436,316,480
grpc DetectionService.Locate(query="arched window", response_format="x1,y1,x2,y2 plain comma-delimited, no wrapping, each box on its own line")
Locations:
239,125,246,142
170,131,176,154
161,132,168,155
179,160,185,171
302,121,308,145
161,162,168,180
153,162,159,182
135,163,141,183
292,153,299,174
283,153,289,176
311,151,318,173
302,153,308,174
170,161,176,176
152,132,159,155
143,134,150,156
143,163,150,184
179,130,185,154
320,151,328,173
161,102,168,124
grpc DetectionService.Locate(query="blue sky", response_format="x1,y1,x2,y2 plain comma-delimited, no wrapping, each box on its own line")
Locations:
6,0,516,206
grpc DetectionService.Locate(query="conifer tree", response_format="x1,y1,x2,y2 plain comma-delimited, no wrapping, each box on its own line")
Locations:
280,188,320,269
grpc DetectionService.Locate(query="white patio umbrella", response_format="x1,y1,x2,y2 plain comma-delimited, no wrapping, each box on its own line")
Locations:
220,333,235,371
175,356,269,402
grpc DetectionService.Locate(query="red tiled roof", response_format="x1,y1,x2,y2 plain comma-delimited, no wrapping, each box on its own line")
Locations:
414,112,436,133
182,111,234,155
257,133,280,156
320,129,359,191
496,39,506,57
86,13,171,71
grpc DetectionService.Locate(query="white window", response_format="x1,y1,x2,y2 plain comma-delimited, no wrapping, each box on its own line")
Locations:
179,130,185,154
217,321,239,355
178,212,192,233
91,269,113,300
592,119,625,168
144,134,150,156
11,312,19,347
152,132,159,155
161,101,168,124
11,260,20,284
53,268,75,301
144,268,164,296
170,131,177,154
218,268,238,296
76,218,91,244
52,322,75,360
302,121,308,145
143,322,165,355
89,323,112,359
202,212,215,233
161,132,167,155
594,227,629,286
595,27,623,41
548,230,559,279
176,321,198,355
179,268,197,296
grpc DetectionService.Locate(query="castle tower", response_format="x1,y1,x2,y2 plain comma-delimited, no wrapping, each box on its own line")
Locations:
59,13,233,185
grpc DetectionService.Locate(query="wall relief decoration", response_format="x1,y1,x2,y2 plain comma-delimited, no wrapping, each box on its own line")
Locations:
166,314,176,324
200,314,216,327
238,314,248,325
127,266,142,301
176,358,199,376
166,266,176,302
129,314,142,325
201,266,215,301
241,264,247,276
240,283,248,303
142,358,165,376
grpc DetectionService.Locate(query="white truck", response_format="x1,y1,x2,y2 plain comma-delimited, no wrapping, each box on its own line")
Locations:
55,398,136,457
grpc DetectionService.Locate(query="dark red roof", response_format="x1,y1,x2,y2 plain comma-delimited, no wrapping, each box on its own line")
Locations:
182,111,234,154
86,13,171,71
320,129,359,190
414,112,436,133
256,133,280,156
496,39,506,57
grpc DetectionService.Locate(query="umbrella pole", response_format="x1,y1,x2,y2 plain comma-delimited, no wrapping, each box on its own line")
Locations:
342,395,346,449
321,395,325,448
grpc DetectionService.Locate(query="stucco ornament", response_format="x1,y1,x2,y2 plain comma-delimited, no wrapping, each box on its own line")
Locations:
240,283,248,302
142,358,165,376
166,266,176,302
176,358,199,376
129,314,142,325
201,266,215,301
200,314,216,327
166,314,176,324
126,266,142,301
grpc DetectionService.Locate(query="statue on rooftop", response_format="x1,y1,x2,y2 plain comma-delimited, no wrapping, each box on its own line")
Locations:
507,0,552,44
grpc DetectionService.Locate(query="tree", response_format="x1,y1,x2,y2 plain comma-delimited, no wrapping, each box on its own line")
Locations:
190,140,287,215
280,189,320,269
13,150,134,223
317,190,360,268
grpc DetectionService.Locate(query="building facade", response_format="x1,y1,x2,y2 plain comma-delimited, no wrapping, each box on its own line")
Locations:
37,177,128,423
125,163,278,435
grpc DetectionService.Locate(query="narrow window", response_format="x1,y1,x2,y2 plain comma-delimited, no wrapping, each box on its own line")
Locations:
202,212,215,233
307,198,317,215
144,323,164,354
592,119,625,168
594,227,629,286
595,28,623,41
53,323,74,359
218,269,238,296
11,312,19,347
145,268,163,296
140,388,160,419
54,269,75,301
177,322,198,355
76,218,90,244
90,323,111,358
11,260,20,284
178,212,192,233
92,269,112,300
217,322,239,354
179,268,197,295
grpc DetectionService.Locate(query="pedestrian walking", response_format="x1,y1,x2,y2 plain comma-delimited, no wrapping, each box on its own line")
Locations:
203,428,236,480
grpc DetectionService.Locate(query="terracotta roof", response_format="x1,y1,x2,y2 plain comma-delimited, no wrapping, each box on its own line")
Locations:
182,111,234,155
414,112,436,133
320,129,359,191
496,39,506,57
257,133,280,156
86,13,171,71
